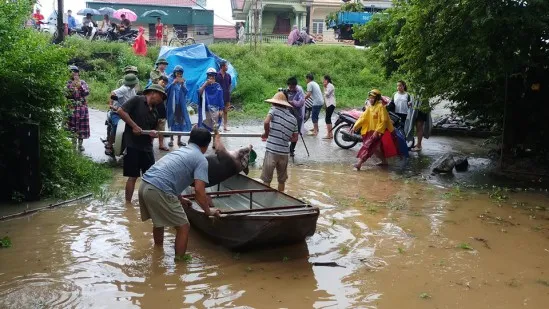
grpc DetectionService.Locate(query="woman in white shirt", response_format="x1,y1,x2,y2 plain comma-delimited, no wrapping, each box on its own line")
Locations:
389,80,411,124
99,14,110,34
323,75,336,139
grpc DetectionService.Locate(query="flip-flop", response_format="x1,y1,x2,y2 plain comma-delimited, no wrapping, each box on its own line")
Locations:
322,136,333,139
411,147,422,152
159,146,169,151
168,141,174,147
178,141,186,146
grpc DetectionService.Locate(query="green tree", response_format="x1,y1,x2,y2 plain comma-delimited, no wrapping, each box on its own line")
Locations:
0,0,109,199
356,0,549,158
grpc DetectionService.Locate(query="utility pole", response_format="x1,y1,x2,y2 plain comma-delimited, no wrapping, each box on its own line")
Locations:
253,0,259,51
55,0,64,43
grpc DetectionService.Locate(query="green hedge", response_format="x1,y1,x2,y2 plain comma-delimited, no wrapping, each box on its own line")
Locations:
0,1,110,199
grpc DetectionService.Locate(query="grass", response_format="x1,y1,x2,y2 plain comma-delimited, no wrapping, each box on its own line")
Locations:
457,243,474,250
536,279,549,287
65,40,399,118
419,292,431,299
175,254,192,262
0,236,12,248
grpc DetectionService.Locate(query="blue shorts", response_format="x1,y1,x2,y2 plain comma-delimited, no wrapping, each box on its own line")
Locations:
311,105,322,123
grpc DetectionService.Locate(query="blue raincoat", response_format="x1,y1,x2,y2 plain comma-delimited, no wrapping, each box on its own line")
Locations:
197,82,224,131
166,74,192,132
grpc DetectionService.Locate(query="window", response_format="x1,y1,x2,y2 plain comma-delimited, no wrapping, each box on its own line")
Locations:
194,25,211,36
312,19,324,34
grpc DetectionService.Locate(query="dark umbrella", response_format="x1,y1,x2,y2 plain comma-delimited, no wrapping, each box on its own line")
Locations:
141,10,168,18
98,7,116,16
77,8,101,16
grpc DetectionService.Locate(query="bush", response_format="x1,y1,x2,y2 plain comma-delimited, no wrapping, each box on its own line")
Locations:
0,0,109,199
210,43,399,118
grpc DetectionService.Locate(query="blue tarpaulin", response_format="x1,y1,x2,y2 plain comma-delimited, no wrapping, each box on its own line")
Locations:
156,44,238,105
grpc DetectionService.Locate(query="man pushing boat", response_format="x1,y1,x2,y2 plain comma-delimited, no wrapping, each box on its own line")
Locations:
138,127,220,259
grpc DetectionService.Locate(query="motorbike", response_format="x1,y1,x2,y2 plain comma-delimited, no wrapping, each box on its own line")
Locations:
332,108,415,150
104,27,139,43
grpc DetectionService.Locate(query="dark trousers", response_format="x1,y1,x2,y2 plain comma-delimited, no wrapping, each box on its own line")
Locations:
289,108,303,154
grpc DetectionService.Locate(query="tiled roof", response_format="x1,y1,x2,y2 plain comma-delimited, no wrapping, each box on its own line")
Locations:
213,25,236,39
89,0,200,7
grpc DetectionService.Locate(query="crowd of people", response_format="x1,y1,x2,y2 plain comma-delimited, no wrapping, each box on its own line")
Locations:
63,57,429,258
28,7,139,41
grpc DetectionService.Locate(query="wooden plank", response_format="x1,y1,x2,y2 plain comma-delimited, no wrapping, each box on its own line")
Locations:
181,188,276,199
142,130,262,138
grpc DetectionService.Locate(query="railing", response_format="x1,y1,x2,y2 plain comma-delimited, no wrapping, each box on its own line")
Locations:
244,33,288,44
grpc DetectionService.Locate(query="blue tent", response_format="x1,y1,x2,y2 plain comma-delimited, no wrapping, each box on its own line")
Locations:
156,44,238,105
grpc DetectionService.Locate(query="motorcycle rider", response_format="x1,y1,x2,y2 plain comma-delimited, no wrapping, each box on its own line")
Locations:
82,13,97,39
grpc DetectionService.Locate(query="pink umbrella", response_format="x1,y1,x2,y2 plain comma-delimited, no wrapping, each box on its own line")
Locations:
113,8,138,22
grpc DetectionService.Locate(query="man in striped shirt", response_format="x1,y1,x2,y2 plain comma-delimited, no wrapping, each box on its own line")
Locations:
261,92,299,192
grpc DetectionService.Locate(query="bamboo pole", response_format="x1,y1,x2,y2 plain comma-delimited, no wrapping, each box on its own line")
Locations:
0,193,93,221
141,130,262,138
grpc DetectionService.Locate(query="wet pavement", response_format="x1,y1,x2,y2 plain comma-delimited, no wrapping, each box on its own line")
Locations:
1,109,549,308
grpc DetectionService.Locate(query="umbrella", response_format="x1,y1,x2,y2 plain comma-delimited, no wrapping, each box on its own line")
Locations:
141,10,168,18
77,8,101,16
98,7,116,16
113,8,138,22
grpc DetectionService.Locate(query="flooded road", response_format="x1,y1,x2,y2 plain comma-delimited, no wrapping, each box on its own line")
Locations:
1,163,549,308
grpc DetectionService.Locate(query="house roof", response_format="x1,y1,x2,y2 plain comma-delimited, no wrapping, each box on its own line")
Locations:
214,25,236,39
89,0,200,7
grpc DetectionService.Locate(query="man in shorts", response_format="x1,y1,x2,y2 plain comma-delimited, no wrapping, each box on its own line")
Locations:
261,92,299,192
304,73,324,136
139,127,220,258
117,84,166,203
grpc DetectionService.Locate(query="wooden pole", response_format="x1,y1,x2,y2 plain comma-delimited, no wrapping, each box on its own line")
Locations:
141,130,262,137
55,0,64,43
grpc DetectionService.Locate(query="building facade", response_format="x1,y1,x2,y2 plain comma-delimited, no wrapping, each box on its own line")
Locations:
230,0,392,43
87,0,213,44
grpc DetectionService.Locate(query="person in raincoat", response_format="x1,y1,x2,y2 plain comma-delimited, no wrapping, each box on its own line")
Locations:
197,68,224,132
350,89,398,170
166,65,192,147
132,26,147,56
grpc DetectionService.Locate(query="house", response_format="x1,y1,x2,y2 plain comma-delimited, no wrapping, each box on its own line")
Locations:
213,25,237,43
230,0,392,43
86,0,214,45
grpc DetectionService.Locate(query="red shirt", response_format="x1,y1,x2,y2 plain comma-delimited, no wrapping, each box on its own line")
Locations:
33,13,44,25
155,23,163,38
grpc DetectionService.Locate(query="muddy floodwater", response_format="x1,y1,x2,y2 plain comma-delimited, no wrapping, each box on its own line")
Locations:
1,164,549,308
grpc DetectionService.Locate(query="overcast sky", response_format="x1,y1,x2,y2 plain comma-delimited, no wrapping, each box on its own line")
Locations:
36,0,235,25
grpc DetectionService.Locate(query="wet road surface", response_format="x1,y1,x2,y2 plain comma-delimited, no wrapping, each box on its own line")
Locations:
1,109,548,308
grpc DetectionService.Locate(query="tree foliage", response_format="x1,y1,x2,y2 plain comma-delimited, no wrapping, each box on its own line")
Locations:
0,0,109,199
354,0,549,155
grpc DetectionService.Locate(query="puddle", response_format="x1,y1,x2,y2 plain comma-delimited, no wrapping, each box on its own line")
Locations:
1,165,549,308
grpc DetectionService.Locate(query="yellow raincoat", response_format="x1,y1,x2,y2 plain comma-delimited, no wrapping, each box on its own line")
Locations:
354,101,394,135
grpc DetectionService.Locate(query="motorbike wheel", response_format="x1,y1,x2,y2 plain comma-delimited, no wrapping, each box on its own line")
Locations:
334,124,359,149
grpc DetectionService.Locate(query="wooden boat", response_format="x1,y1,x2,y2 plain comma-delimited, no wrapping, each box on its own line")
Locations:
182,174,320,249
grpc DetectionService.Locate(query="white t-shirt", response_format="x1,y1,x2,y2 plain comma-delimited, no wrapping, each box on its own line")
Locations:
307,81,323,107
113,85,136,109
324,83,336,107
393,92,410,114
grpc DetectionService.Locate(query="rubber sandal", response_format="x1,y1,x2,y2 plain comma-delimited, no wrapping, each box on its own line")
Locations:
411,147,422,152
178,141,186,146
105,149,114,157
159,146,169,151
168,141,174,147
353,163,361,171
322,136,333,139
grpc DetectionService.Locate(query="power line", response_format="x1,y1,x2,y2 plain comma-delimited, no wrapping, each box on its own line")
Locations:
187,0,235,25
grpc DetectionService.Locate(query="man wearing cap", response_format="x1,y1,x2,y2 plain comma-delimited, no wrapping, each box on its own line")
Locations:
117,84,166,203
261,92,299,192
138,127,220,259
105,73,139,156
198,68,224,133
215,60,232,131
118,66,142,94
150,58,170,151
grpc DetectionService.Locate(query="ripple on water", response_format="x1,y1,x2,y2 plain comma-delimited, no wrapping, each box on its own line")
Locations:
0,274,82,309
